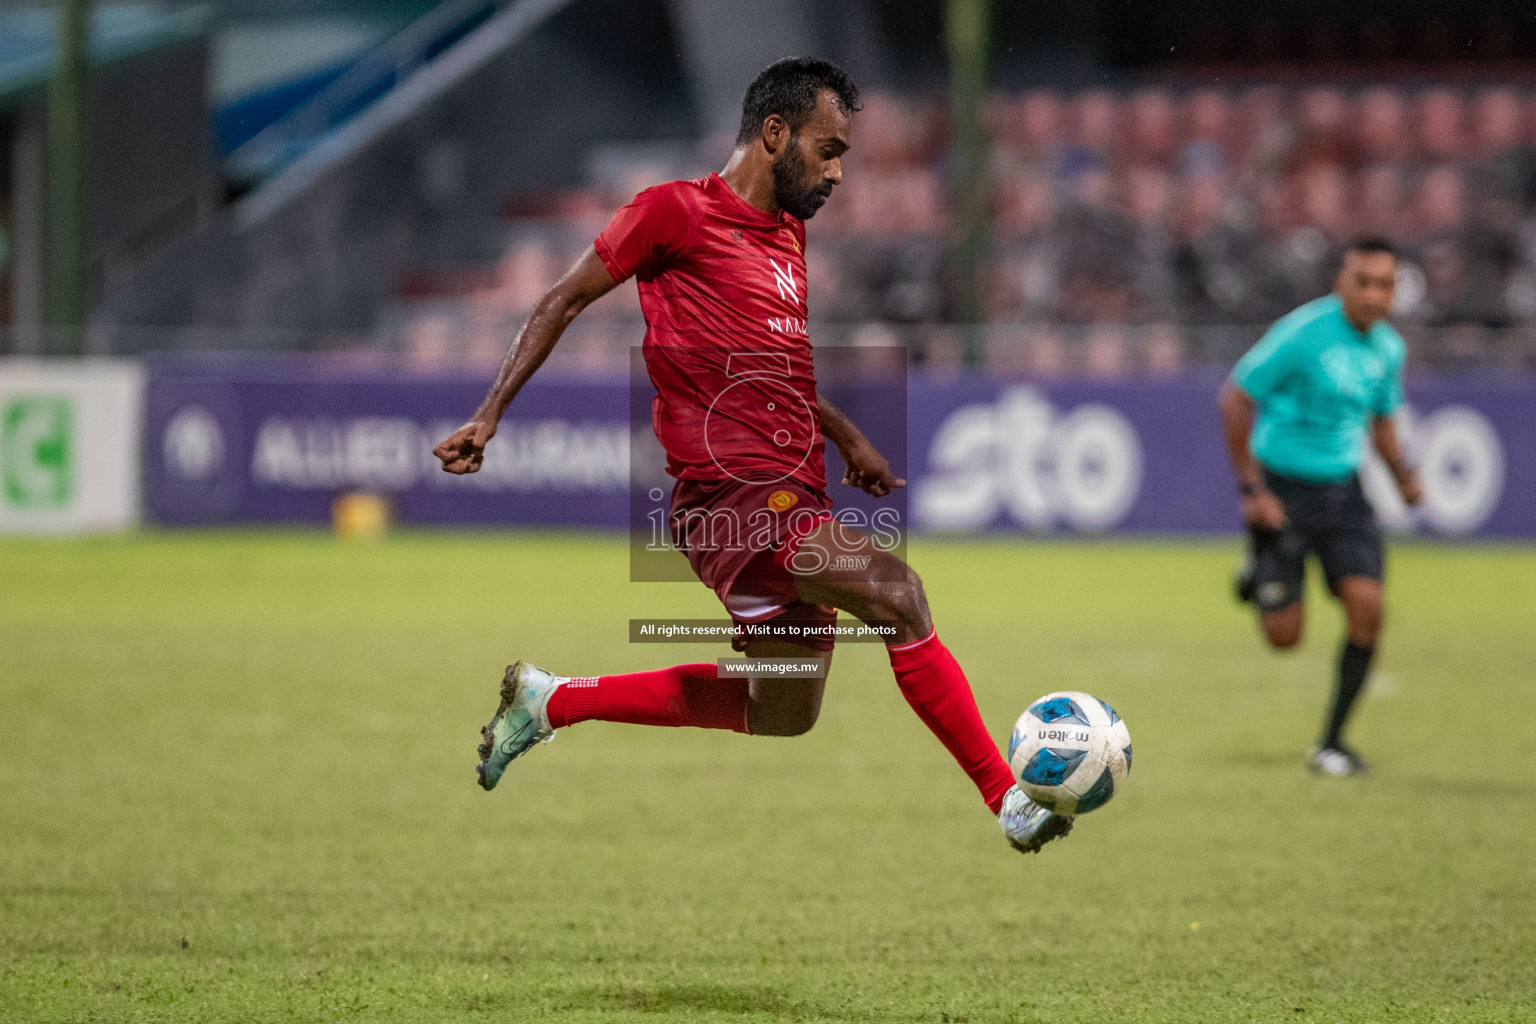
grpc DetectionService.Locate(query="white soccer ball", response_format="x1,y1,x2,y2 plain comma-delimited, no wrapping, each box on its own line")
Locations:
1007,691,1131,815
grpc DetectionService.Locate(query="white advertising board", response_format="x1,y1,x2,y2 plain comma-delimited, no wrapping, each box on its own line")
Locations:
0,359,145,533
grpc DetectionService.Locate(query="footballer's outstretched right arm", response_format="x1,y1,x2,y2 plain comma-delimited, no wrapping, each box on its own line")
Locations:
433,247,619,475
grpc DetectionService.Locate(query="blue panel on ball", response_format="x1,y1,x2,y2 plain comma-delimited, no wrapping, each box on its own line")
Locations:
1098,699,1121,725
1007,728,1023,760
1028,696,1089,726
1074,767,1116,813
1122,744,1133,772
1021,746,1087,786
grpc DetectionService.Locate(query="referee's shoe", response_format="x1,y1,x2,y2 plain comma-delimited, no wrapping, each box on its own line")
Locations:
1309,745,1369,777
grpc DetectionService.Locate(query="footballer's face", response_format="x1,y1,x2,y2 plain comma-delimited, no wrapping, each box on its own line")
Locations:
771,90,851,220
1336,249,1397,330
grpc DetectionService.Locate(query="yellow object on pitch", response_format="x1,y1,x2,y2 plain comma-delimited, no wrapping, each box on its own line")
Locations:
332,492,390,541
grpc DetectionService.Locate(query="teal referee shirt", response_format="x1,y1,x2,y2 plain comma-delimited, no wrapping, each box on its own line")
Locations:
1231,294,1405,484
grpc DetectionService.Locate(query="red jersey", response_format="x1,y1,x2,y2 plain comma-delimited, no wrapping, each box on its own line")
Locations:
594,173,825,490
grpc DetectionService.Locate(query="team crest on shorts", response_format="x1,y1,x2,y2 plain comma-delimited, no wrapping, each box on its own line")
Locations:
1257,581,1289,608
767,489,799,512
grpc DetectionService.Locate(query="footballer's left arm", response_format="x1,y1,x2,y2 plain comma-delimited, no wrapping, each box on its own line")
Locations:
816,391,905,497
1372,415,1422,506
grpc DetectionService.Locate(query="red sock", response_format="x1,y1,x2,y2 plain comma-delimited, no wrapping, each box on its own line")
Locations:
887,630,1016,814
545,664,751,733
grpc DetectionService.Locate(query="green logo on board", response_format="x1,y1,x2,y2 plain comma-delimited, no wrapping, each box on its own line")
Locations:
1,395,74,510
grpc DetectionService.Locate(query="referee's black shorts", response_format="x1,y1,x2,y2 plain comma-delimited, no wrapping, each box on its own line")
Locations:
1250,467,1384,612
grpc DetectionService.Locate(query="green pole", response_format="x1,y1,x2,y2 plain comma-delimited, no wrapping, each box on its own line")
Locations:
48,0,91,355
945,0,991,368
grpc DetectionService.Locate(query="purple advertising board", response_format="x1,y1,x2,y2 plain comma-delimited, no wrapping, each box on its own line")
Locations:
906,374,1532,539
143,358,1536,538
144,360,632,527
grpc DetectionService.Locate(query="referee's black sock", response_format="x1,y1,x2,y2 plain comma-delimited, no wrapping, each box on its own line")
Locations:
1323,640,1374,750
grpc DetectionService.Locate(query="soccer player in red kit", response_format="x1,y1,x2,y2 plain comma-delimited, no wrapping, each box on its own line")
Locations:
433,57,1072,854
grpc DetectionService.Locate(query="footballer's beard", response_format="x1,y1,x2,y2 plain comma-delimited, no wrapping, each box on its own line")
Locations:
771,143,834,220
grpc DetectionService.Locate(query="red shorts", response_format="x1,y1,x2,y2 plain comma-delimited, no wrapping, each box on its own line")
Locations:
669,477,838,653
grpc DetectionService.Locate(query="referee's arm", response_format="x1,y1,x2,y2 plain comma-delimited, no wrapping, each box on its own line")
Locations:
1370,416,1424,506
1218,382,1287,531
1365,344,1423,507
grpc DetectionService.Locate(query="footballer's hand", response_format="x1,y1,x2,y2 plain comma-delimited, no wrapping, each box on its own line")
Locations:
1396,467,1424,506
839,439,906,498
433,418,497,474
1241,490,1287,532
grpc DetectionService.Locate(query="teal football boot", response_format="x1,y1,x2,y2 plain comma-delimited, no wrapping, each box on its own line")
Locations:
476,661,560,791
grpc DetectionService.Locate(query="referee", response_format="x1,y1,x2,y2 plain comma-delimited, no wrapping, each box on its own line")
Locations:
1218,238,1422,776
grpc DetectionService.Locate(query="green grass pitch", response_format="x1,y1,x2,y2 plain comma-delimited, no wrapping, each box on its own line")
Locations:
2,532,1534,1023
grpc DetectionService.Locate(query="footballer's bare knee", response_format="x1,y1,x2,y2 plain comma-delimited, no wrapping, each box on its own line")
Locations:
1263,623,1303,648
1338,576,1383,645
1345,606,1382,647
840,559,931,643
741,643,827,736
750,703,820,736
1262,606,1303,649
882,562,931,638
795,553,933,645
746,677,825,736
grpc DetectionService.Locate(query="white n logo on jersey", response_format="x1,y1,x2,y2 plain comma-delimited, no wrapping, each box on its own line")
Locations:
768,258,798,305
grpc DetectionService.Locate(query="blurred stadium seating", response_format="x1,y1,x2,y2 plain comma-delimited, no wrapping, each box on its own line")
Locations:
382,82,1536,377
10,1,1536,379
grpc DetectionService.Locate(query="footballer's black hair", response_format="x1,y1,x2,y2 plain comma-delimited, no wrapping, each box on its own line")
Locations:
736,57,861,146
1345,237,1398,259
